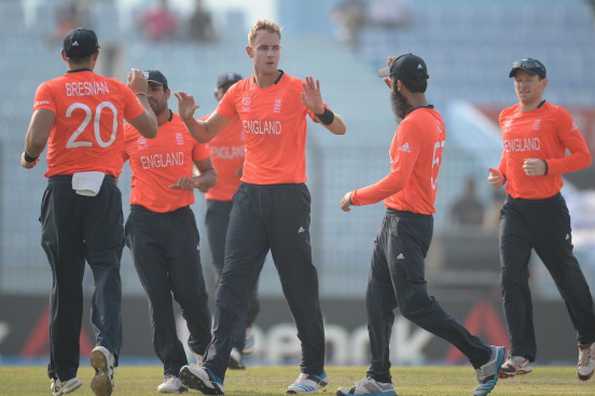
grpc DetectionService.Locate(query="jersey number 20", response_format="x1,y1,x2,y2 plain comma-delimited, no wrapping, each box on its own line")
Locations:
65,101,118,149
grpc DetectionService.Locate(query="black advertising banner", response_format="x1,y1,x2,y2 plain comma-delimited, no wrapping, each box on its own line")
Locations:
0,294,581,364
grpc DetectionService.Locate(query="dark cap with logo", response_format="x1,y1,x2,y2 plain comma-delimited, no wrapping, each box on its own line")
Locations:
378,53,429,85
63,28,99,58
216,72,243,89
146,70,168,90
509,58,547,79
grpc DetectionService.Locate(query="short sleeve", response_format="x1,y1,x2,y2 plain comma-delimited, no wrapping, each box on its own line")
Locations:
216,83,239,118
33,82,56,113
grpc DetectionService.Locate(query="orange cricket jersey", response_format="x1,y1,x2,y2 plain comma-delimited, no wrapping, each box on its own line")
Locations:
351,107,446,215
33,70,145,177
498,102,591,199
215,72,314,185
124,112,210,213
204,115,244,201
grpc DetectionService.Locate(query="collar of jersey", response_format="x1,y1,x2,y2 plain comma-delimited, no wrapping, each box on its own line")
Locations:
251,70,284,89
66,68,93,74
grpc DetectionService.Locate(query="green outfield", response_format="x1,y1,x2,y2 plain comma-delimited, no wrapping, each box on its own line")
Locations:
1,365,593,395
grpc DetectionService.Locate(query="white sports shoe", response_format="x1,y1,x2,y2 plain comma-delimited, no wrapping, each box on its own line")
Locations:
336,377,397,395
50,377,82,396
286,372,328,394
499,355,533,378
228,348,245,370
157,375,188,393
179,365,224,395
577,343,594,381
90,346,115,396
242,327,256,355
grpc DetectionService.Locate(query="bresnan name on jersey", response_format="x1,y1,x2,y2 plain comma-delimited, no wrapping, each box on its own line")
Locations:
242,119,282,135
140,152,184,169
65,81,110,97
503,137,542,153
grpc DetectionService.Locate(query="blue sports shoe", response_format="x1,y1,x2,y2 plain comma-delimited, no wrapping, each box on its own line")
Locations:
287,372,328,394
473,345,506,396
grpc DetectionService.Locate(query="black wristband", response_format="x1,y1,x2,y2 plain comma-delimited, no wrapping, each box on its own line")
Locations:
315,108,335,125
24,151,38,163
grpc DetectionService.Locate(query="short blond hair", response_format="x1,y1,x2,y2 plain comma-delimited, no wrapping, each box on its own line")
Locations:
248,19,281,46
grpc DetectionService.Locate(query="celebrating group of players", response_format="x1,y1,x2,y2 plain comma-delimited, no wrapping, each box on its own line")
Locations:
21,18,595,396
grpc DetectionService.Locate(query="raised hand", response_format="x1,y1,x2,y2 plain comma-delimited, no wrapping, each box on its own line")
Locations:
128,68,148,94
175,92,199,121
301,76,325,115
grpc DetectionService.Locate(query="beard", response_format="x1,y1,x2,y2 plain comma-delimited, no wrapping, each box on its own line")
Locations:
391,89,412,120
149,99,167,116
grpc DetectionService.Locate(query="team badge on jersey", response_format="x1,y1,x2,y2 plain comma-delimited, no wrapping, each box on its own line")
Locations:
137,136,148,149
399,142,411,153
273,98,282,113
241,96,251,112
532,119,541,131
175,132,184,146
502,119,513,132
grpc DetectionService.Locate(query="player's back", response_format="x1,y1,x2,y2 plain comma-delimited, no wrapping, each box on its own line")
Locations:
34,70,143,177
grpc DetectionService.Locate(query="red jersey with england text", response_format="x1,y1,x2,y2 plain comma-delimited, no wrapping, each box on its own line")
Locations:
204,114,245,201
351,107,446,215
215,73,314,185
123,112,210,213
33,70,145,177
497,102,591,199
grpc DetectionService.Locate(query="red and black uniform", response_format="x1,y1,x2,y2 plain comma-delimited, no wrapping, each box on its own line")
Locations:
33,69,145,381
352,106,493,383
497,101,595,361
203,114,260,354
123,112,212,376
202,71,326,381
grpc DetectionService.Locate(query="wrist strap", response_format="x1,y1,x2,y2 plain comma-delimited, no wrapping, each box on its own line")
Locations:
315,108,335,125
24,151,38,163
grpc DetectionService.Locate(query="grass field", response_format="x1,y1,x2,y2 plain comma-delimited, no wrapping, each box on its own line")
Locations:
1,365,593,395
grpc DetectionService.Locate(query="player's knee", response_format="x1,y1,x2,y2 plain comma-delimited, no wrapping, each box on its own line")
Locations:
399,288,434,320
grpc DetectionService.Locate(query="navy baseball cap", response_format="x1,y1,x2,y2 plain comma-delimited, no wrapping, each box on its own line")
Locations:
216,72,242,89
146,70,168,90
509,58,547,78
378,53,429,84
63,28,99,58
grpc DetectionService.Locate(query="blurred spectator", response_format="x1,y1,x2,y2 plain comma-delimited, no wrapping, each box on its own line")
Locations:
188,0,216,43
483,188,506,232
368,0,412,29
331,0,412,49
587,1,595,19
330,0,366,49
53,0,92,42
139,0,178,41
450,176,484,226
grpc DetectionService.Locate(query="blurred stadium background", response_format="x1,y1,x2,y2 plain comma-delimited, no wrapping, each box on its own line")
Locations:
1,0,595,367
